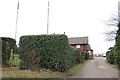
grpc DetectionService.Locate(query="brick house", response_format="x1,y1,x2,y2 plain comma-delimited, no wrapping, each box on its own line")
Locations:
86,44,94,59
68,37,94,59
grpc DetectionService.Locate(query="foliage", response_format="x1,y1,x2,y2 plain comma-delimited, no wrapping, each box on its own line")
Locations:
106,36,120,69
19,34,85,72
84,52,89,60
106,50,116,64
10,54,21,67
1,37,16,66
115,36,120,69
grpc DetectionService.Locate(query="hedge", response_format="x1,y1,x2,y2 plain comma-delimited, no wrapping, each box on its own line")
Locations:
19,34,85,72
84,52,89,60
115,36,120,69
106,50,116,64
106,36,120,69
1,37,16,66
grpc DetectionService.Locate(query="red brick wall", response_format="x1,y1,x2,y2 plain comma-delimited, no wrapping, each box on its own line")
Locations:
71,44,94,59
70,45,87,51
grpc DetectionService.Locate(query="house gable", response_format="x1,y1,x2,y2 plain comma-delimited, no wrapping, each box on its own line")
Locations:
69,37,88,45
68,37,89,51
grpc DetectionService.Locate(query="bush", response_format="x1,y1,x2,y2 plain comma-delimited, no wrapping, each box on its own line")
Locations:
84,52,89,60
106,36,120,68
106,51,116,64
115,36,120,69
10,54,21,67
19,34,84,72
1,37,16,66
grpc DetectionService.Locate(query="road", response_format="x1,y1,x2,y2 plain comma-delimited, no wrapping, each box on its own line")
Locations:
68,57,118,78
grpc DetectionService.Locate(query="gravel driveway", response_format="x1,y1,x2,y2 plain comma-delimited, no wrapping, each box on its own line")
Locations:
68,57,118,78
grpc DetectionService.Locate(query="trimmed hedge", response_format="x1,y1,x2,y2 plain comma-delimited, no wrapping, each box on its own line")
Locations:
19,34,85,72
115,36,120,69
106,50,116,64
106,36,120,69
1,37,16,66
84,52,89,60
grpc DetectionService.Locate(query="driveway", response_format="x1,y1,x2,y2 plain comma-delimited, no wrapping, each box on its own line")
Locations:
68,57,118,78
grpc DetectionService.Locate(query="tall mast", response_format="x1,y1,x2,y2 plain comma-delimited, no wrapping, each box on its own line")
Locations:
15,0,19,40
47,0,49,35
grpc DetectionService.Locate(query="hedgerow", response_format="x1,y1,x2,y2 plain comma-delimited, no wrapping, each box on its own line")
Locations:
106,50,116,64
84,52,89,60
106,36,120,69
19,34,85,72
115,36,120,69
1,37,16,66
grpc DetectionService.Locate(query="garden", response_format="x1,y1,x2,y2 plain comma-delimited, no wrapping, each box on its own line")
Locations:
1,34,90,78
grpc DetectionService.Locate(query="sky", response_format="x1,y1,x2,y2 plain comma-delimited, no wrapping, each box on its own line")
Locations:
0,0,119,54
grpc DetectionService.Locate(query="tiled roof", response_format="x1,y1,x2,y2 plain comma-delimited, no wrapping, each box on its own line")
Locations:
68,37,88,45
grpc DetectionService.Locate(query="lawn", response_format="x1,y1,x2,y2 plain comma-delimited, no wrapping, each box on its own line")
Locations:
2,62,85,78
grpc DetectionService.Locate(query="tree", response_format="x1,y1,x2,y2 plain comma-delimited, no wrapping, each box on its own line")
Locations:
105,14,119,41
117,22,120,36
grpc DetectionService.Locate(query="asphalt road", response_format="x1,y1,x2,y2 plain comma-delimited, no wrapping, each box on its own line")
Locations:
68,57,118,78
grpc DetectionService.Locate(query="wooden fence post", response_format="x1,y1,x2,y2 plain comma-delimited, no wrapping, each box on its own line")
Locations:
9,49,13,67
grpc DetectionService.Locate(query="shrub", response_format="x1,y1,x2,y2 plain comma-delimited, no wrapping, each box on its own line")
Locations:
10,54,21,67
115,36,120,69
84,52,89,60
106,36,120,67
106,50,116,64
19,34,83,72
79,50,85,63
1,37,16,66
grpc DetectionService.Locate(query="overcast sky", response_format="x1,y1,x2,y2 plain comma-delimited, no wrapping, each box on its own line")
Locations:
0,0,119,54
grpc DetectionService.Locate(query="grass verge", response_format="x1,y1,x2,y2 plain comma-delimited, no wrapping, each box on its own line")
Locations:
2,62,86,78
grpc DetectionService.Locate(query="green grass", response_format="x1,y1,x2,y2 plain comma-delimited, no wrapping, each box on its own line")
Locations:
62,62,85,78
2,62,85,78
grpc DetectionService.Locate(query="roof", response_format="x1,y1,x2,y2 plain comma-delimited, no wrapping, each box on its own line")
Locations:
68,37,88,45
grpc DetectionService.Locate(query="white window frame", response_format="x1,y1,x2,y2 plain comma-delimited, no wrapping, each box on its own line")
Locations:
76,45,80,48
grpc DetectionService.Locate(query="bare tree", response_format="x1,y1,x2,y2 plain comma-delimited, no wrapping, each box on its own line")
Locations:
105,2,120,41
117,21,120,36
104,10,120,41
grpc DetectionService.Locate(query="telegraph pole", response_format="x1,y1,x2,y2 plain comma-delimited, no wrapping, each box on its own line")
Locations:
15,0,19,40
47,0,49,35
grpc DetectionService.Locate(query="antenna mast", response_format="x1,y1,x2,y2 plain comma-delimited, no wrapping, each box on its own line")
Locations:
47,0,49,34
15,0,19,40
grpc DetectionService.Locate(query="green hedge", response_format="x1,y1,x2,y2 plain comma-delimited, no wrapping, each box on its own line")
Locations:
115,36,120,69
106,50,116,64
84,52,89,60
106,36,120,69
1,37,16,66
19,34,84,72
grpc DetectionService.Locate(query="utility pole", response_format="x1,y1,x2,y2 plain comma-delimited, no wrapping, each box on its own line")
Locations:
15,0,19,40
47,0,49,35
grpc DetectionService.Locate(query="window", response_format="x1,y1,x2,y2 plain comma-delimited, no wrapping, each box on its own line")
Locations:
76,45,80,48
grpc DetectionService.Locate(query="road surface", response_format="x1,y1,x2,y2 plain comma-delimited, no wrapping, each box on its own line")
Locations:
68,57,118,78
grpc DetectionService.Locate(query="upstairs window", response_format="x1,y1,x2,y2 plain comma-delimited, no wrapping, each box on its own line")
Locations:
76,45,80,48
